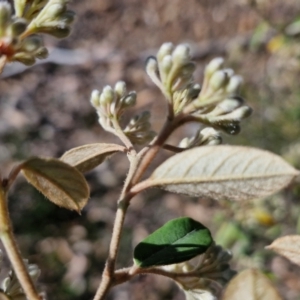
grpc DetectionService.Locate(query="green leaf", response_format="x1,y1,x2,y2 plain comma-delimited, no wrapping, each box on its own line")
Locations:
133,217,213,268
149,145,299,201
60,143,125,173
223,269,282,300
21,157,89,212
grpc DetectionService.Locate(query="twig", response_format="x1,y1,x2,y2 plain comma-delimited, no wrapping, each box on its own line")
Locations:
0,186,41,300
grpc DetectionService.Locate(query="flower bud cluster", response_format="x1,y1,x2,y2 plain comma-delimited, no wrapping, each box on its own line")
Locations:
123,111,156,145
161,242,236,300
179,127,222,149
146,43,196,102
0,0,74,65
0,250,43,299
146,43,252,133
186,58,252,135
90,82,136,130
194,96,252,135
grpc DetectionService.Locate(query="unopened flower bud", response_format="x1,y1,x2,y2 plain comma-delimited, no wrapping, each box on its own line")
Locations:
122,91,136,107
13,52,35,65
22,35,43,52
45,25,70,38
45,3,65,19
224,106,252,120
10,18,27,36
222,68,234,78
161,55,173,74
28,264,41,280
35,47,48,59
178,137,190,148
146,56,158,74
101,86,114,104
0,2,12,31
188,83,201,99
209,70,229,91
114,81,126,98
208,97,244,116
172,44,191,65
205,57,224,77
61,10,75,24
157,42,174,62
226,75,243,94
200,127,222,145
90,90,101,107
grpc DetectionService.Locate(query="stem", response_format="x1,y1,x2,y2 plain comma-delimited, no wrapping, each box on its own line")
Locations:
131,114,187,185
94,113,190,299
0,55,7,75
93,155,139,300
0,187,41,300
112,118,136,153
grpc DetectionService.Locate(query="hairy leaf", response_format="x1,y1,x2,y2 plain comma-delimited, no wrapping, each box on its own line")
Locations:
266,235,300,266
223,269,282,300
150,145,299,201
133,217,212,268
21,157,89,212
61,143,125,173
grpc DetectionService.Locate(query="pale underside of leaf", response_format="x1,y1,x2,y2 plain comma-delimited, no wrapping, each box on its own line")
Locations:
61,143,125,173
150,145,299,201
222,269,282,300
184,289,216,300
21,157,89,212
266,235,300,266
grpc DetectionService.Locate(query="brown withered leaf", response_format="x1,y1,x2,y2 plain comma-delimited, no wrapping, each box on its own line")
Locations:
223,269,282,300
150,145,299,201
266,235,300,266
60,143,125,173
21,157,89,212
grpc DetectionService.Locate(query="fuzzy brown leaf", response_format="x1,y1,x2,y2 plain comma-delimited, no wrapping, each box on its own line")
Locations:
60,143,125,173
150,145,299,201
223,269,282,300
266,235,300,266
21,157,89,212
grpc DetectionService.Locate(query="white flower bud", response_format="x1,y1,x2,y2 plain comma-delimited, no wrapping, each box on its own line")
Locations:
209,70,228,91
222,68,234,78
90,90,101,107
101,85,114,104
146,56,158,75
205,57,224,77
161,55,173,74
208,97,244,116
226,75,243,94
172,44,191,65
44,3,65,20
157,42,174,62
224,106,252,120
0,2,12,30
114,81,126,98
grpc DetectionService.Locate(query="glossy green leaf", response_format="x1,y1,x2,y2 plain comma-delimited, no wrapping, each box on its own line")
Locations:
21,157,89,212
61,143,125,173
149,145,299,201
133,217,212,268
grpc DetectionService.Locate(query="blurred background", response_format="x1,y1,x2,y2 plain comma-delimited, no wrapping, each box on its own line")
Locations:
1,0,300,299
